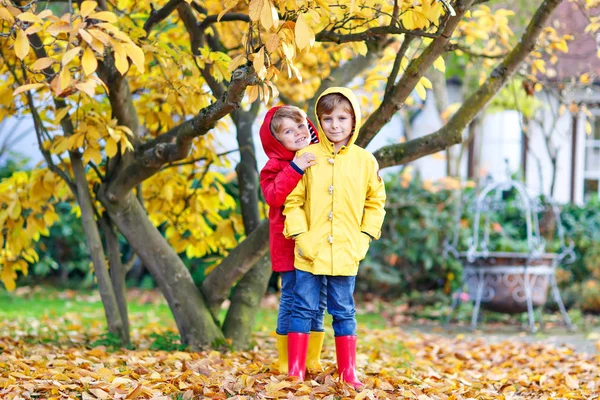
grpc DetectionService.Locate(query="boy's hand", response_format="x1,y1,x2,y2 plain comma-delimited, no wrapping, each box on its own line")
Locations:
293,152,317,171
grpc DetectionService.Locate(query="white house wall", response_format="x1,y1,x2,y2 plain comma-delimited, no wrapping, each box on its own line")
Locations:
524,93,578,204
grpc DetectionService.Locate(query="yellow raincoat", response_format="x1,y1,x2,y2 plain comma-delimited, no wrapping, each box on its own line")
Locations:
283,87,386,276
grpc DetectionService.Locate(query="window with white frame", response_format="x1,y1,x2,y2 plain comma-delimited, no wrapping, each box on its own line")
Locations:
584,112,600,201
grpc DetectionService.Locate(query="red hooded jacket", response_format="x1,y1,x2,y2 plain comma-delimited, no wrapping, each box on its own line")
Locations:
259,106,318,272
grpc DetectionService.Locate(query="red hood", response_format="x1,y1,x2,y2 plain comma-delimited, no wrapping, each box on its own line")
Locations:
259,106,319,161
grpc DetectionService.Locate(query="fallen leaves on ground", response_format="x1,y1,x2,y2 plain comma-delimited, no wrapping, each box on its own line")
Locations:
1,290,599,399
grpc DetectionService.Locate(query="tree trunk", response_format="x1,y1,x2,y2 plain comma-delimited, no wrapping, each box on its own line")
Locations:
99,189,223,349
201,220,269,316
221,102,269,347
550,157,558,198
70,153,127,344
232,104,261,233
99,215,131,345
222,253,272,348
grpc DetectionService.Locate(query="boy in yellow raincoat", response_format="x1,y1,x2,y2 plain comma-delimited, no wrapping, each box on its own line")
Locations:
283,87,386,388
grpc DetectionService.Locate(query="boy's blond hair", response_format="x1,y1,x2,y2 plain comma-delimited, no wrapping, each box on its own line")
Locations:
270,106,307,138
316,93,355,123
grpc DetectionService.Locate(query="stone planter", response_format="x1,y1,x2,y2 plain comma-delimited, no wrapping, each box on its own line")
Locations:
460,252,556,314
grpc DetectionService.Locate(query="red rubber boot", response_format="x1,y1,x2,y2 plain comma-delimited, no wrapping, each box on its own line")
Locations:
335,335,363,389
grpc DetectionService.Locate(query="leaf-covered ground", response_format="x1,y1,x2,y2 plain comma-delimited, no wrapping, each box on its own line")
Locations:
1,288,599,399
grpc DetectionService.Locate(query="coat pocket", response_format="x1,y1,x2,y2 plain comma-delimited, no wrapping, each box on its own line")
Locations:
355,232,371,262
296,231,323,262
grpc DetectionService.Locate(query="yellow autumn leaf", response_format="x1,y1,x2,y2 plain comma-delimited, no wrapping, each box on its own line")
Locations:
54,105,71,124
433,56,446,73
112,42,129,75
1,264,16,291
295,13,314,50
248,0,264,22
260,0,278,30
7,198,21,220
80,1,98,18
83,146,102,164
62,46,82,66
105,137,118,157
253,47,265,77
580,73,591,84
0,6,15,22
420,76,432,89
46,20,72,36
89,11,117,23
228,54,247,73
217,0,239,22
14,29,30,60
59,67,71,92
565,374,579,390
75,79,98,97
82,47,98,76
246,85,259,104
122,43,145,73
32,57,56,71
13,83,45,96
16,11,43,24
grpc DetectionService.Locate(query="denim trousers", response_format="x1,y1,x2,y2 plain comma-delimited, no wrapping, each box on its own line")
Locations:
276,270,327,335
289,269,357,337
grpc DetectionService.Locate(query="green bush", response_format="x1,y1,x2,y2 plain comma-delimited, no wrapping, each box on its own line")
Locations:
358,170,600,301
358,171,465,297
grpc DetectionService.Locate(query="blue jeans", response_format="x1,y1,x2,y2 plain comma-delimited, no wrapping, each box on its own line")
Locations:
277,271,327,335
289,270,357,337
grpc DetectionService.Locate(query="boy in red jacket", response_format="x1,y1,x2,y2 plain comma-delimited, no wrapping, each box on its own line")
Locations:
259,105,327,374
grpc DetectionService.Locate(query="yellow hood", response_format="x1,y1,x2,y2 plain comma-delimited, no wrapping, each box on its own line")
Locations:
314,87,362,149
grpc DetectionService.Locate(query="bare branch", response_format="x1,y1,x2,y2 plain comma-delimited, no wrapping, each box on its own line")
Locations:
144,0,185,35
198,13,250,32
373,0,564,168
385,35,415,97
316,25,440,44
446,42,508,59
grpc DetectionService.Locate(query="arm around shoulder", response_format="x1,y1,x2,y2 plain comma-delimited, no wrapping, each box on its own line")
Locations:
260,159,304,208
283,176,309,238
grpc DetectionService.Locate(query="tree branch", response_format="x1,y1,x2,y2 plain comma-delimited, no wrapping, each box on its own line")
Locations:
177,2,203,55
201,219,269,313
177,3,226,98
144,0,185,35
104,64,258,201
357,0,476,148
446,42,508,59
316,25,440,44
197,13,250,32
385,35,415,97
373,0,564,169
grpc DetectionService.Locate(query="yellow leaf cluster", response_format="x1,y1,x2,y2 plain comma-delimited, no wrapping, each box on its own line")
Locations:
7,1,145,99
46,106,133,162
0,170,70,291
523,27,573,82
143,145,241,262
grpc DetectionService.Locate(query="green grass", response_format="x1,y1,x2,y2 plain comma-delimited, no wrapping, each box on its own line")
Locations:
0,288,388,342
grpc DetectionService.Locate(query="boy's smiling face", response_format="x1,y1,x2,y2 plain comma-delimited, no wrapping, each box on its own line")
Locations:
320,106,354,151
274,117,310,152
